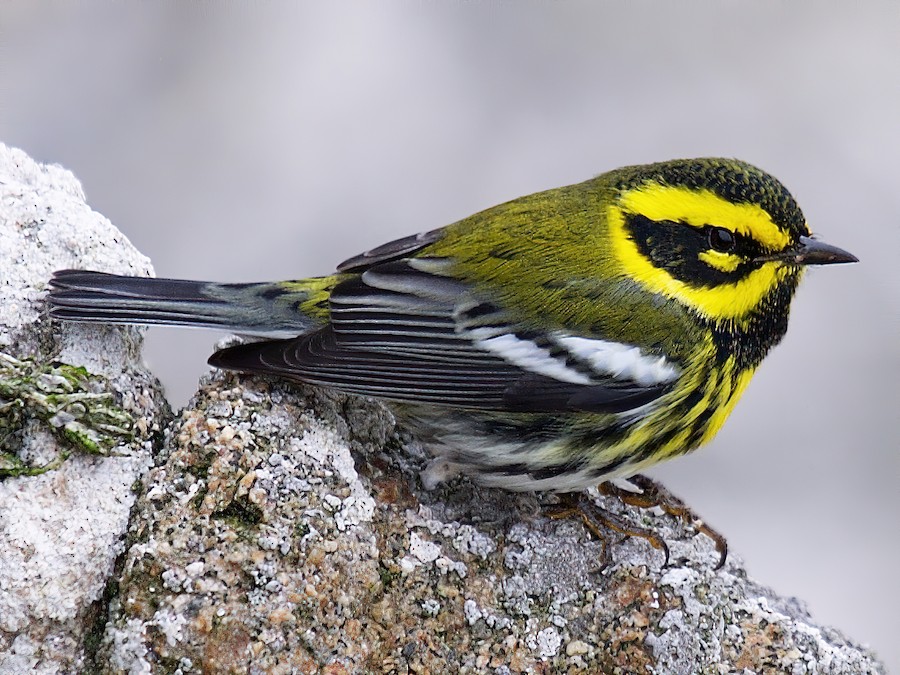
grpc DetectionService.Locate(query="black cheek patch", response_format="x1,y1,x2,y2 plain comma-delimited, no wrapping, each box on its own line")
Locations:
624,214,759,287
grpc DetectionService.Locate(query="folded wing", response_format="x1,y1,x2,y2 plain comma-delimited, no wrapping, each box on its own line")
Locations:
209,258,678,414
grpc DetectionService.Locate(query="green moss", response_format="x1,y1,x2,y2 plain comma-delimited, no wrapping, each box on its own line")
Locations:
378,562,402,590
0,351,133,478
184,451,217,479
189,482,210,510
211,498,264,528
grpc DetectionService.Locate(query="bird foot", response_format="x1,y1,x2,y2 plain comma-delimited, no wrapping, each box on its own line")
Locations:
547,474,727,570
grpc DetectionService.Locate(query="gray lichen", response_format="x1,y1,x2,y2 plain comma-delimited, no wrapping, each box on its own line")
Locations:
98,371,885,674
0,142,168,674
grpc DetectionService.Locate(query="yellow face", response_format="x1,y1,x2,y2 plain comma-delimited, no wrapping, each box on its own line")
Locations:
607,181,809,325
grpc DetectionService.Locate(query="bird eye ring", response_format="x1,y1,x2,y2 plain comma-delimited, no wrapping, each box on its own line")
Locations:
707,227,735,253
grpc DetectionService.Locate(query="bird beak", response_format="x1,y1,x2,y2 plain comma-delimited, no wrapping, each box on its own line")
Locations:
755,236,858,266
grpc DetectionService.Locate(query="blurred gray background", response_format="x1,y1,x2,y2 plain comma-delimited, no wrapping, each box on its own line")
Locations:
1,1,897,669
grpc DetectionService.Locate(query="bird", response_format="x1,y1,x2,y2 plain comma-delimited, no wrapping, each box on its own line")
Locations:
47,158,857,567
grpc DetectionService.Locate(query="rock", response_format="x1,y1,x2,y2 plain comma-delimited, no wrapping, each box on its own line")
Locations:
0,143,169,673
0,143,886,674
99,372,886,674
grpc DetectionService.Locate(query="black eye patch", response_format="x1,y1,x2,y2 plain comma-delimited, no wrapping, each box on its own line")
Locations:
624,214,762,287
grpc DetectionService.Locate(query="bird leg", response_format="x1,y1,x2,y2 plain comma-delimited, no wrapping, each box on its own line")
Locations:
546,490,670,570
599,474,728,569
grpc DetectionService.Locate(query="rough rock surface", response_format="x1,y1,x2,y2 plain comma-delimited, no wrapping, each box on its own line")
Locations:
99,372,884,674
0,144,886,674
0,143,169,673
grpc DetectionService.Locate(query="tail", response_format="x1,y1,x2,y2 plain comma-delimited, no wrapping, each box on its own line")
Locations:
47,270,331,338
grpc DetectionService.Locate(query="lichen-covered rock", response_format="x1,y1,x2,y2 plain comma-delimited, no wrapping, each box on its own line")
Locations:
0,143,170,674
101,371,884,674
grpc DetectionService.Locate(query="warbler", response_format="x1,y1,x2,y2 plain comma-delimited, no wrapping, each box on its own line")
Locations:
48,158,856,562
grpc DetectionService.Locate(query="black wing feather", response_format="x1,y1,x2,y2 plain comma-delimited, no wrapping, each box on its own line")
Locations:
336,228,445,272
209,258,672,413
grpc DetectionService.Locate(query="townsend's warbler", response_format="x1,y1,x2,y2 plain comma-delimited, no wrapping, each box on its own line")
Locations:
48,158,856,541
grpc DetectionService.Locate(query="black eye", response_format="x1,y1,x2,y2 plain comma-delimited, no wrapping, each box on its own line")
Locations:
707,227,735,253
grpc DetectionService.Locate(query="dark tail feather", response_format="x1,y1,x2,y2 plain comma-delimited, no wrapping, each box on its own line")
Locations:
48,270,315,338
207,335,295,373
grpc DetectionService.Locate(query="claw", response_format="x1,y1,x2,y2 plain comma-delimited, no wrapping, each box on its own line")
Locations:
548,475,728,570
548,491,670,570
602,475,728,569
